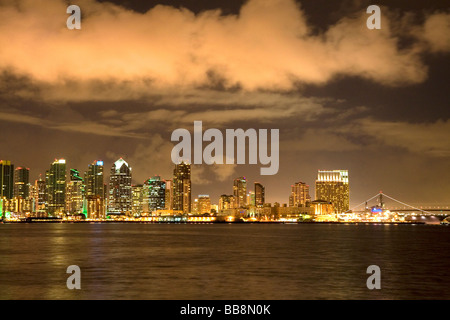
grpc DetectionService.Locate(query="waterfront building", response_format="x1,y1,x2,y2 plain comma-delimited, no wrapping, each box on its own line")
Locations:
45,159,67,216
132,184,144,216
233,177,247,208
65,169,84,215
14,167,29,199
34,175,46,216
254,182,265,207
247,190,255,207
173,161,191,214
0,160,14,200
197,195,211,214
145,176,166,212
108,158,132,215
45,159,67,215
289,181,311,207
315,170,349,214
164,179,173,210
219,194,234,211
85,160,105,219
311,199,334,216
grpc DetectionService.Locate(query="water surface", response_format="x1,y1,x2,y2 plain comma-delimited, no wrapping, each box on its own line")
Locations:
0,223,448,300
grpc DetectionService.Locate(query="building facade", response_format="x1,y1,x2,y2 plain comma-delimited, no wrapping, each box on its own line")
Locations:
145,176,166,212
173,162,191,214
289,181,311,207
45,159,67,216
108,158,132,214
66,169,84,215
315,170,349,214
85,160,105,219
0,160,14,200
233,177,247,208
254,182,265,207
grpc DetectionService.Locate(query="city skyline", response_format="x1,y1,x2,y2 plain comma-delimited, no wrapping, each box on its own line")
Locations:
0,0,448,208
1,154,448,209
1,156,347,208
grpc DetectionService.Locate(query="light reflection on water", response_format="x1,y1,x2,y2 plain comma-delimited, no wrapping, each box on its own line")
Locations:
0,223,449,300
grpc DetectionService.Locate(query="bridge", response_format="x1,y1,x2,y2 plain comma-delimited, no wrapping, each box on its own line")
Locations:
348,191,450,217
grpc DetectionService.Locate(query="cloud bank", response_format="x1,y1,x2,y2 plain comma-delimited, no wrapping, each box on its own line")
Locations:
1,0,448,101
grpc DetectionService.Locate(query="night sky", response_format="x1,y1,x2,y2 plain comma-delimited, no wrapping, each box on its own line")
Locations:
0,0,448,208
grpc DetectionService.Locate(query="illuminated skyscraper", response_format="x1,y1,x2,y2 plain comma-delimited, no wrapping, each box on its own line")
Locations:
164,179,173,210
197,195,211,214
219,194,234,211
254,182,265,207
233,177,247,208
66,169,84,214
0,160,14,200
35,175,46,215
132,184,144,216
14,167,29,199
85,160,105,218
45,159,67,216
173,162,191,213
289,181,311,207
247,190,255,207
145,175,166,212
315,170,349,213
108,158,132,214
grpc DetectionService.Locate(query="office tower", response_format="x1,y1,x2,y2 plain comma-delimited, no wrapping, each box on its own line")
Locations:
197,195,211,214
35,175,46,215
108,158,132,214
164,179,173,210
254,182,265,207
0,160,14,200
233,177,247,208
247,190,255,207
85,160,105,218
219,194,234,211
14,167,29,199
145,176,166,212
45,159,67,216
315,170,349,213
66,169,84,214
289,181,311,207
173,161,191,214
131,184,144,216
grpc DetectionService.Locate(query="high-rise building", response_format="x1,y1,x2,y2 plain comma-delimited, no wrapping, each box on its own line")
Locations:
108,158,132,214
0,160,14,200
315,170,349,213
145,176,166,212
247,190,255,207
85,160,105,219
14,167,30,199
164,179,173,210
197,195,211,214
35,175,46,216
45,159,67,216
289,181,311,207
219,194,234,211
173,162,191,214
233,177,247,208
131,184,144,216
66,169,84,215
254,182,265,207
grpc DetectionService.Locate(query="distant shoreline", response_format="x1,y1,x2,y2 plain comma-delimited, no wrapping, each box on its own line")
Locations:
0,219,431,225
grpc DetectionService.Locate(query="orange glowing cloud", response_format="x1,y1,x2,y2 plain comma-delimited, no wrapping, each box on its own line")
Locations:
0,0,447,99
